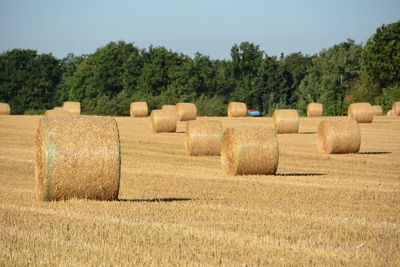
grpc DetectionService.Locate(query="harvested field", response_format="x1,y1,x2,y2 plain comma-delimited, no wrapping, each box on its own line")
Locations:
0,115,399,265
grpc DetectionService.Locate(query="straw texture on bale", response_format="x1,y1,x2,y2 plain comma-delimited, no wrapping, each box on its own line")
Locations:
175,103,197,121
392,102,400,116
35,115,121,201
149,109,177,132
228,102,247,117
63,101,81,115
221,126,279,175
348,103,373,123
0,102,10,115
273,109,299,134
44,108,70,117
161,105,176,112
185,120,223,156
130,102,148,117
307,103,323,117
387,109,393,116
371,105,383,116
316,119,361,154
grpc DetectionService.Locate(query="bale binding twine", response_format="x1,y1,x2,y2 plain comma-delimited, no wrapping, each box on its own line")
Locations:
185,120,223,156
273,109,299,134
0,103,11,115
316,118,361,154
130,102,148,117
35,115,121,201
221,126,279,175
176,103,197,121
149,109,177,132
228,102,247,117
348,103,373,123
63,101,81,115
307,103,323,117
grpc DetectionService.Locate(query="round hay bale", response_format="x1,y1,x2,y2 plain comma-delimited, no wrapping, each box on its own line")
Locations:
273,109,299,134
149,109,177,132
316,119,360,154
44,108,70,117
371,105,383,116
35,115,121,201
307,103,323,117
185,120,223,156
387,109,394,116
130,102,148,117
63,101,81,115
221,126,279,175
0,102,11,115
176,103,197,121
228,102,247,117
161,105,176,112
348,103,373,123
392,102,400,116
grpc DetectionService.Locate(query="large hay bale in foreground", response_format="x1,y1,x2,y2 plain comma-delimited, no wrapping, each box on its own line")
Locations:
316,119,360,154
348,103,373,123
387,109,394,116
393,102,400,116
0,102,11,115
44,108,70,117
130,102,148,117
273,109,299,134
307,103,323,117
185,120,223,156
228,102,247,117
63,101,81,115
149,109,177,132
371,105,383,116
221,126,279,175
35,115,121,201
176,103,197,121
161,105,176,112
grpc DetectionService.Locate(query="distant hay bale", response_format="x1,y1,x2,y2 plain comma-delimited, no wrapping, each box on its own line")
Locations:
185,120,223,156
221,126,279,175
130,102,148,117
176,103,197,121
307,103,323,117
63,101,81,115
149,109,177,132
161,105,176,112
0,103,11,115
392,102,400,116
316,119,360,154
273,109,299,134
228,102,247,117
348,103,373,123
35,115,121,201
44,108,70,117
371,105,383,116
387,109,393,116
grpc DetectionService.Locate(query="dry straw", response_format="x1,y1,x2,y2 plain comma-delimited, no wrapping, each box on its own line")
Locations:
176,103,197,121
44,108,70,117
387,109,393,116
0,102,11,115
161,105,176,112
228,102,247,117
149,109,177,132
371,105,383,116
392,102,400,116
185,120,223,156
273,109,299,134
316,119,361,154
130,102,148,117
35,115,121,201
63,101,81,115
348,103,373,123
307,103,323,117
221,126,279,175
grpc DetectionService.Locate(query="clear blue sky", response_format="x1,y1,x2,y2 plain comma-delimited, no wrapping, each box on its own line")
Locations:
0,0,399,59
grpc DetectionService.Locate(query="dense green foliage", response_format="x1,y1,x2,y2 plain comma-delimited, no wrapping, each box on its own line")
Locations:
1,21,399,116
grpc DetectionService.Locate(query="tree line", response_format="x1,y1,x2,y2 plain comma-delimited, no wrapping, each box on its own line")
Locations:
0,21,399,116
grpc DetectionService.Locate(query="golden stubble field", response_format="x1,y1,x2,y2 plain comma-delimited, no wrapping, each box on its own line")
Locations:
0,115,399,266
